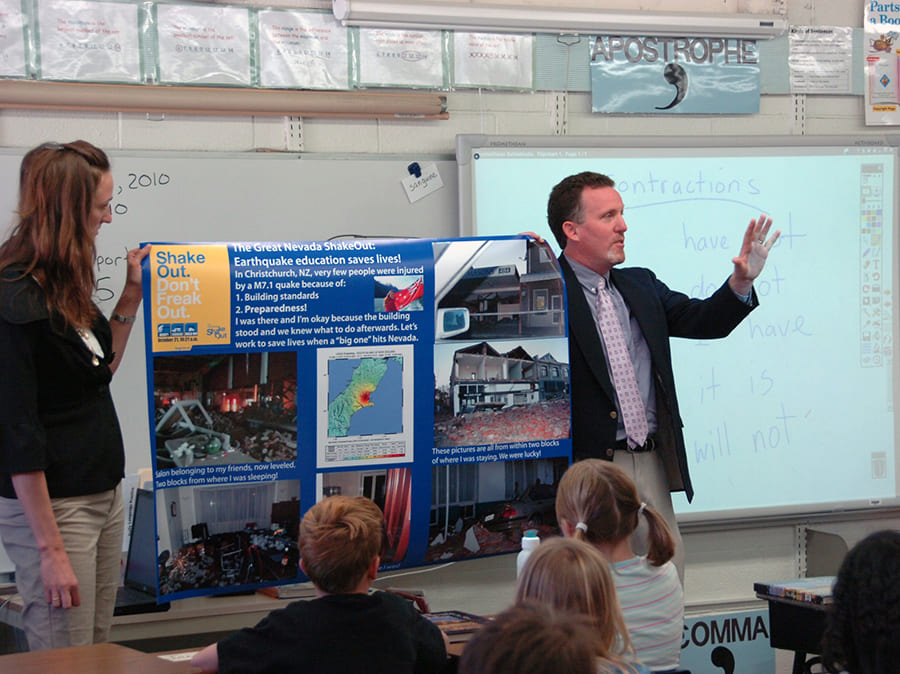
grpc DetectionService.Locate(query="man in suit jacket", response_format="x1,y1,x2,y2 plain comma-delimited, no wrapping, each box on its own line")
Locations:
547,172,779,578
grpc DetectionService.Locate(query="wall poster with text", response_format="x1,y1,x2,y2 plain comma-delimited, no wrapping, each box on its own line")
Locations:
590,35,760,114
142,236,572,601
864,1,900,125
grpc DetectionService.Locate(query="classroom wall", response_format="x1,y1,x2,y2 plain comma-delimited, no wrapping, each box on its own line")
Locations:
0,0,878,156
1,0,898,670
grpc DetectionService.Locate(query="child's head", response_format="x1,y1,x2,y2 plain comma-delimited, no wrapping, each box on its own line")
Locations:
515,537,631,661
299,495,384,594
823,529,900,674
556,459,674,566
459,602,598,674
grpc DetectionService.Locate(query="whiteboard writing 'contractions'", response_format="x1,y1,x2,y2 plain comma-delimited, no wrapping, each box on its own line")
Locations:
460,134,899,522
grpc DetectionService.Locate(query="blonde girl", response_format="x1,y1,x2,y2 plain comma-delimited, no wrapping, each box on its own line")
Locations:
516,536,649,674
556,459,683,673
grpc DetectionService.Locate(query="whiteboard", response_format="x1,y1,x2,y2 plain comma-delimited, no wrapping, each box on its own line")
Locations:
459,133,900,523
0,148,458,478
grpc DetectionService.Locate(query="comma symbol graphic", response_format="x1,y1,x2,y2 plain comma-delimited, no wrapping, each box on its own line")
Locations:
711,645,735,674
656,62,687,110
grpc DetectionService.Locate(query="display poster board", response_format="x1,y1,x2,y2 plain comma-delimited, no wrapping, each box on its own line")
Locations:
145,235,572,601
864,3,900,125
0,147,458,577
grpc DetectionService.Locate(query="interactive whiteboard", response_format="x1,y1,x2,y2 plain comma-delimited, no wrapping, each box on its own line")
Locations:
458,134,900,523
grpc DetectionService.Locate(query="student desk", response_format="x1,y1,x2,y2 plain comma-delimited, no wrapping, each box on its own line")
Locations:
755,577,834,674
0,642,199,673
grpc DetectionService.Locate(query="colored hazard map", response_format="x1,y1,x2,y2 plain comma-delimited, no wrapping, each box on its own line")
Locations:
318,346,414,466
327,356,403,437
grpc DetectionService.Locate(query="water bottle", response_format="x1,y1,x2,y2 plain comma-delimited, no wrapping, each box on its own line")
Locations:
516,530,540,578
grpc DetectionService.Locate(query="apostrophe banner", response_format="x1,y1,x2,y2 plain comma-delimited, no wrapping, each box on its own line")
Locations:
142,236,572,602
150,244,231,351
589,35,761,114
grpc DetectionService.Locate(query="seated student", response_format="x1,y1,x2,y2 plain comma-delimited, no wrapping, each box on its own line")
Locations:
191,495,448,674
515,536,650,674
555,460,683,673
459,602,599,674
821,529,900,674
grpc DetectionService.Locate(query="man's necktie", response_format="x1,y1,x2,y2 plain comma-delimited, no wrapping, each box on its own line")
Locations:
595,277,648,448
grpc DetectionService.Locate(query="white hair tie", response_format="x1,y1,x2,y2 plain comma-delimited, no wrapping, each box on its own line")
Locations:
575,522,589,532
638,502,647,517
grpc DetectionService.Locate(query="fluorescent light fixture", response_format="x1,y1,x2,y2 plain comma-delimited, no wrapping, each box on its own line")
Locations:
333,0,787,39
0,80,449,120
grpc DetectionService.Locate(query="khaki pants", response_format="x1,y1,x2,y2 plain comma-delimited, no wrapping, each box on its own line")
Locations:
0,484,124,650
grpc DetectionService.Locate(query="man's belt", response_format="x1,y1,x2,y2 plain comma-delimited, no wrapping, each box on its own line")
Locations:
614,434,656,453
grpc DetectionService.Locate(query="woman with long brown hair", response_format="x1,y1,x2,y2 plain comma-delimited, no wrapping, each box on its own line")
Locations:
0,140,148,650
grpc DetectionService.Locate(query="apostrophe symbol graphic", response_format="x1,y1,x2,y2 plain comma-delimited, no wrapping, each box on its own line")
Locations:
711,645,735,674
656,62,687,110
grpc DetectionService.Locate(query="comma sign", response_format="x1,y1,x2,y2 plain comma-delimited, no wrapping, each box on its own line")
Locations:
680,610,773,673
